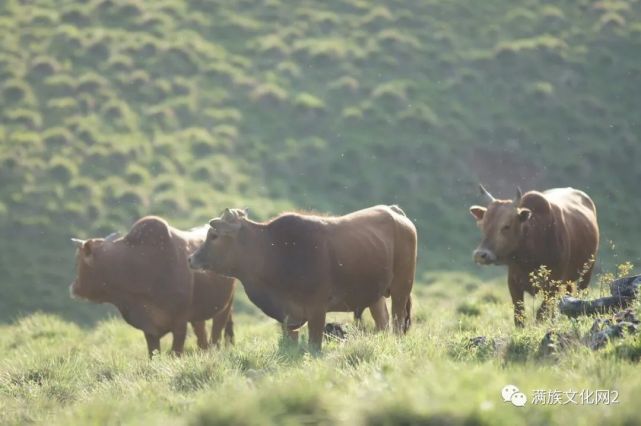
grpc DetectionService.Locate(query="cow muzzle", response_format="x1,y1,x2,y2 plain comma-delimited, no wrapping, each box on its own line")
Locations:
188,254,204,270
473,249,497,265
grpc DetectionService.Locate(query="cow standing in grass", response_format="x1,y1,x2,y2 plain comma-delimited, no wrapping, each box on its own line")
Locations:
469,186,599,327
70,216,235,357
189,205,417,351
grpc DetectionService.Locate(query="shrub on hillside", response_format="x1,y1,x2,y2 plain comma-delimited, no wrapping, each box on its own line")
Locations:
49,157,79,183
328,76,360,94
47,97,79,117
2,80,34,104
43,127,73,149
293,93,325,113
4,109,42,129
43,74,76,98
28,56,61,79
250,83,288,105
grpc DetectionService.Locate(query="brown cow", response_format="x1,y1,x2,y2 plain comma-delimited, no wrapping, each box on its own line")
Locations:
469,185,599,327
188,205,417,351
70,216,235,357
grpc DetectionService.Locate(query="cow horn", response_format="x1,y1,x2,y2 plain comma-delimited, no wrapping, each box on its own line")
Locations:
478,184,496,204
515,187,523,203
104,232,120,242
71,238,85,248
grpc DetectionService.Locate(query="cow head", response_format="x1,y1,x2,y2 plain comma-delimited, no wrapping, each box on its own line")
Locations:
469,185,531,265
189,208,248,276
69,232,120,301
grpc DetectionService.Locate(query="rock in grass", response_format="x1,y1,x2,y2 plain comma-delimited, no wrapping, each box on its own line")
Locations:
324,322,348,341
559,274,641,318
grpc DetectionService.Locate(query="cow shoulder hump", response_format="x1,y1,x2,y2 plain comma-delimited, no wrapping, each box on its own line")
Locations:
125,216,172,246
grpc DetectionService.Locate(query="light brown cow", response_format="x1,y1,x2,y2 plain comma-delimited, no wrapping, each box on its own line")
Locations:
469,185,599,327
189,205,417,350
70,216,235,357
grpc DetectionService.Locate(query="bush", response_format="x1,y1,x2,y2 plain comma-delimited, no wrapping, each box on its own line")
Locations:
28,57,61,79
2,80,34,104
4,109,42,129
61,6,91,26
328,76,360,94
43,75,76,98
49,157,78,182
77,73,109,94
250,83,288,104
47,97,79,116
293,93,325,113
43,127,73,149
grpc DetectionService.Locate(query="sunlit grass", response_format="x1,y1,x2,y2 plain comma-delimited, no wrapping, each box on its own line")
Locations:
2,273,640,425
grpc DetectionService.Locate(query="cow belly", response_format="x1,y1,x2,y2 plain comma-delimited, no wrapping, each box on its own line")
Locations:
118,303,173,335
329,271,391,313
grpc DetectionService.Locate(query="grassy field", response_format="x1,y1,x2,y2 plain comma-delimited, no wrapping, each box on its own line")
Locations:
2,1,641,423
2,270,641,425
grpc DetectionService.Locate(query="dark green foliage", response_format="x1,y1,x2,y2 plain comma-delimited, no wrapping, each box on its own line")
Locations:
1,0,641,323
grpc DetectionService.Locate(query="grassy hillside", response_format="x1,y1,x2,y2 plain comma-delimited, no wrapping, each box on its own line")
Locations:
1,0,641,321
2,273,641,425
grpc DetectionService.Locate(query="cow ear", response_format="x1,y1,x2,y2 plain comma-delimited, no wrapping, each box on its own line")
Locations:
518,208,532,222
78,240,95,264
469,206,486,221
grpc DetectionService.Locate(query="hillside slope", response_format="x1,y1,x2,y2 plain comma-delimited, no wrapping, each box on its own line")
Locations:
1,0,641,321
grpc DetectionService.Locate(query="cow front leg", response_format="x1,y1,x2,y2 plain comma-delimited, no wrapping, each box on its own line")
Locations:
281,318,299,344
536,288,557,322
144,332,160,359
170,322,187,356
308,311,327,352
369,297,389,331
508,272,525,328
191,321,209,350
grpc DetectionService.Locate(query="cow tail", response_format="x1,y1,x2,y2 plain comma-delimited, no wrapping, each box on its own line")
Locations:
404,295,412,333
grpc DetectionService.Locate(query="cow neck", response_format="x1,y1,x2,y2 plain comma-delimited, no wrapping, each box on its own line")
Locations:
235,220,270,286
98,243,146,306
512,214,556,269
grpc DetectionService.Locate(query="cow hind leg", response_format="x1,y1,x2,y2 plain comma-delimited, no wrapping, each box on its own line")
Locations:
369,297,389,331
211,304,233,348
170,322,187,356
391,289,412,335
353,307,365,327
390,226,416,335
390,258,415,335
191,321,209,350
308,311,327,352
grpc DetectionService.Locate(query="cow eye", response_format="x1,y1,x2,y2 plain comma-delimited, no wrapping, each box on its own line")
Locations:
501,225,510,232
208,233,218,241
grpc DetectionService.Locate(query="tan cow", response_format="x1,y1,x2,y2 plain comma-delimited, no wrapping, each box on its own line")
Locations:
70,216,235,357
469,185,599,326
189,205,417,350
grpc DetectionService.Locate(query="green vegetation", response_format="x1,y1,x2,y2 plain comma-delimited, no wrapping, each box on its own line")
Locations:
2,1,641,421
2,0,641,321
2,273,641,425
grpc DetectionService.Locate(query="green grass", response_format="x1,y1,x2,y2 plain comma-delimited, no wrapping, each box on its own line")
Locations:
2,272,641,425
